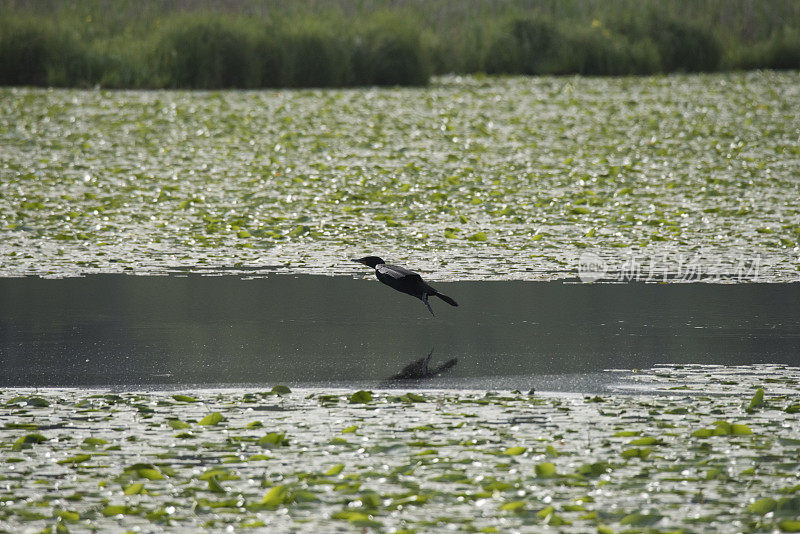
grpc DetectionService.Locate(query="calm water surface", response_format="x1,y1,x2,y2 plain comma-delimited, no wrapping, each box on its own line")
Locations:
1,275,798,388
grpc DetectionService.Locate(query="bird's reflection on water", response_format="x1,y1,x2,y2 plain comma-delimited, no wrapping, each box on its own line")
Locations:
381,348,458,385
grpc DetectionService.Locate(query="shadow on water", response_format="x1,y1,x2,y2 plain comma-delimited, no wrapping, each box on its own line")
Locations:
380,348,458,386
1,274,799,389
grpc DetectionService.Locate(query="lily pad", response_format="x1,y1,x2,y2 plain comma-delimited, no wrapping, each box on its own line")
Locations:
349,390,373,404
198,412,225,426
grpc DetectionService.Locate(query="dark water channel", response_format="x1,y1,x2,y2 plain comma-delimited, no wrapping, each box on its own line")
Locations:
1,275,798,389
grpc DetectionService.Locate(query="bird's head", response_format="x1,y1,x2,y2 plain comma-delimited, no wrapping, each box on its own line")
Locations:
352,256,385,268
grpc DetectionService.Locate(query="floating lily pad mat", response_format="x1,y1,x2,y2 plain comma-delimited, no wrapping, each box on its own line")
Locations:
1,72,799,280
1,365,799,532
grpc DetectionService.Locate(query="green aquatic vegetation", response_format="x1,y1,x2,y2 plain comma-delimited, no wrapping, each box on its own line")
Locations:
258,432,288,448
324,464,345,476
198,412,225,426
620,447,651,459
1,73,799,281
500,500,526,512
7,396,50,408
199,469,238,482
11,434,47,451
620,512,662,526
167,419,191,430
749,497,777,514
207,476,227,494
123,463,166,480
81,437,108,447
331,510,382,527
56,454,91,465
628,436,662,446
1,365,799,532
746,388,765,412
786,404,800,414
468,232,488,242
270,385,292,396
123,482,145,495
101,505,131,517
172,394,198,403
401,392,426,403
349,390,373,404
535,462,558,478
56,510,80,522
576,461,611,478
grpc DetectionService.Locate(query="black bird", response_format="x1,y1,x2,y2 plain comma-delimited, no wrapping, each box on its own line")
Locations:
352,256,458,316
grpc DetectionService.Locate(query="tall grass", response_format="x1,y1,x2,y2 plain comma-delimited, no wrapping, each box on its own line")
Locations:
146,12,430,88
152,15,264,89
735,26,800,70
0,0,798,88
350,13,431,86
0,16,96,86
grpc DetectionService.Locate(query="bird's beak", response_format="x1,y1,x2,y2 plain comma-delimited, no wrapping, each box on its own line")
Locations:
351,258,364,264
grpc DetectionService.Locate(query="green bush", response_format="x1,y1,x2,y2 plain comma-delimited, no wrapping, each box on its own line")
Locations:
141,13,431,88
484,17,559,75
733,27,800,71
0,17,54,85
483,17,663,76
483,30,523,74
761,28,800,69
441,20,487,74
282,21,350,88
510,17,559,74
254,29,285,87
0,17,91,86
151,15,263,89
556,26,661,75
87,37,152,88
350,13,431,86
650,19,721,72
0,2,796,88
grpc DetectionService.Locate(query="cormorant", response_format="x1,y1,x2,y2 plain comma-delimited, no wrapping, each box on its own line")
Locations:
352,256,458,316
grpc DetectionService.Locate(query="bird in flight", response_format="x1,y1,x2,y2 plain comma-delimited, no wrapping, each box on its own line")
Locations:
352,256,458,316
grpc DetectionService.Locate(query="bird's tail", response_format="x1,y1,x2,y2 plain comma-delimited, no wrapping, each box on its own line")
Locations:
434,292,458,307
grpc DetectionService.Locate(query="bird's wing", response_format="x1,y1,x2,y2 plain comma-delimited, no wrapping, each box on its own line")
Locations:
377,264,422,280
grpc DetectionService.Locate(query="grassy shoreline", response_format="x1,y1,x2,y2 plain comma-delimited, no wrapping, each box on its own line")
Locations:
1,0,799,88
